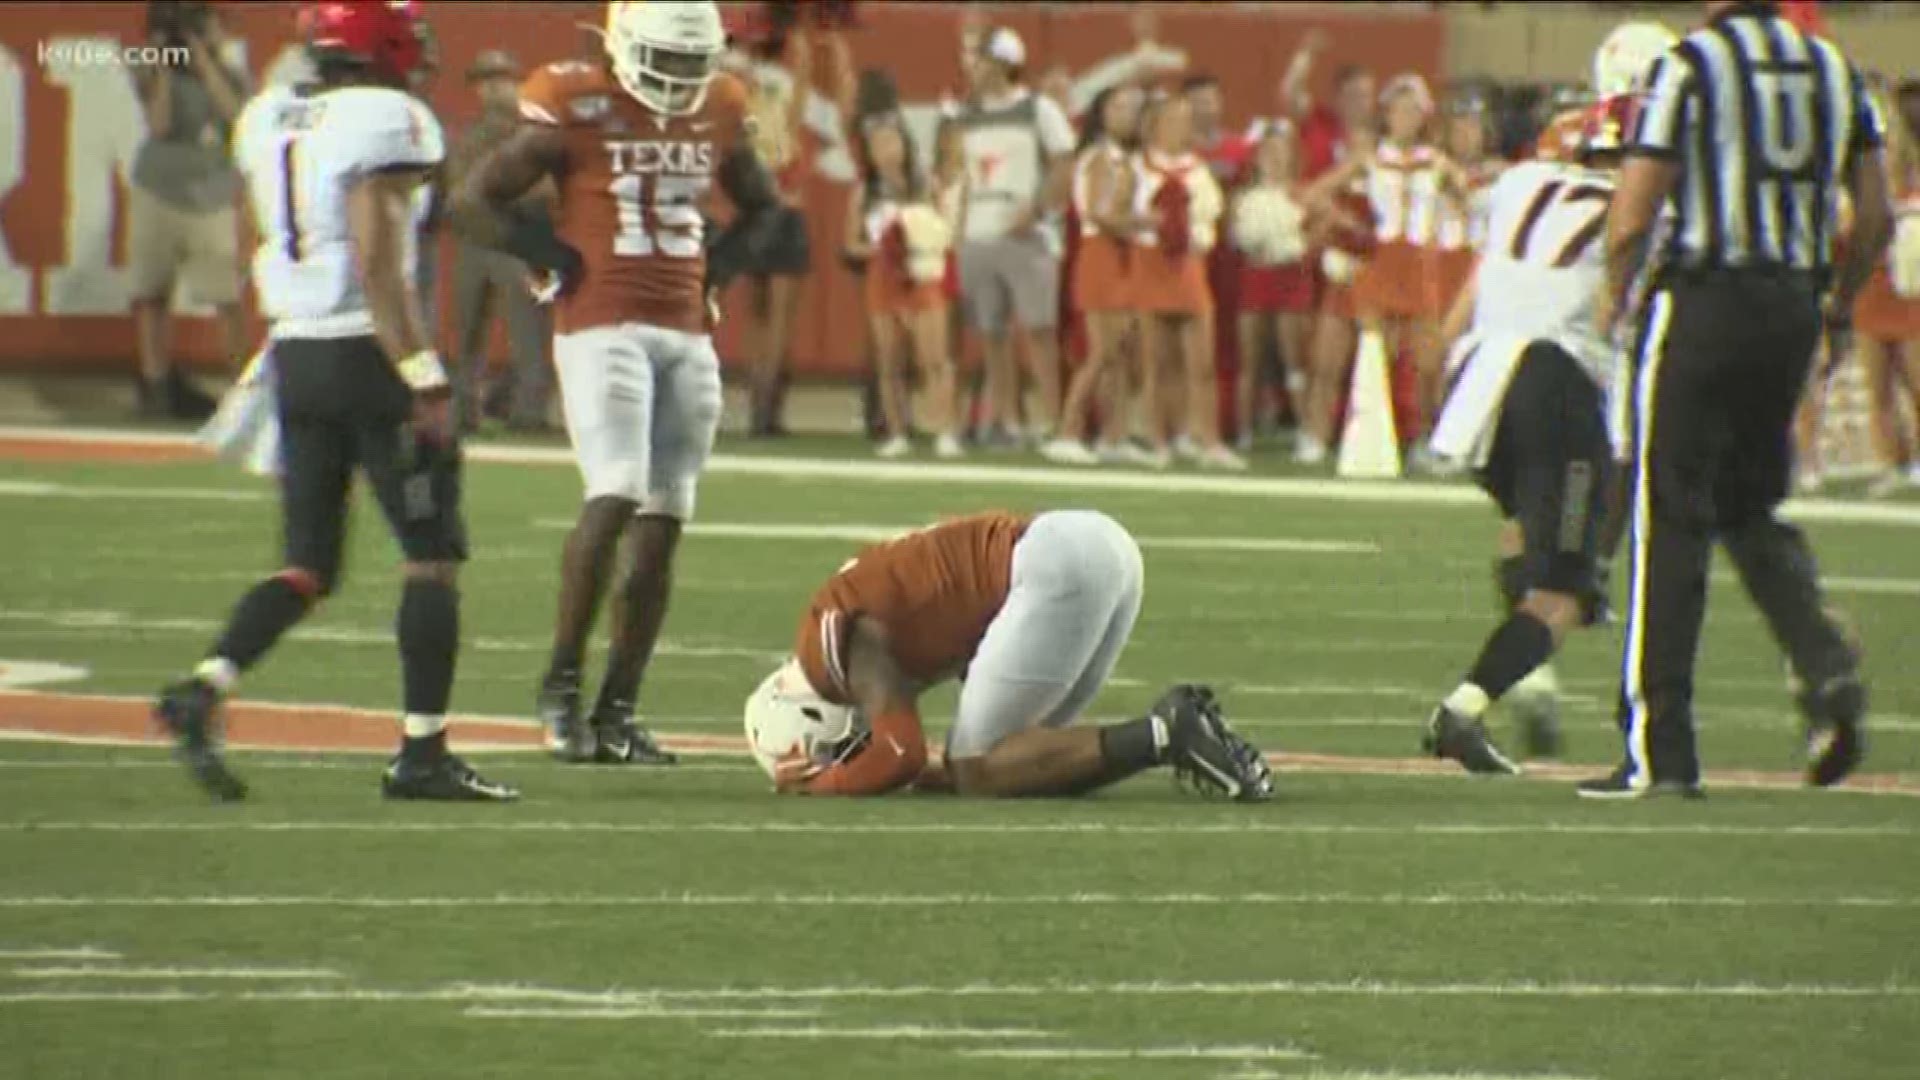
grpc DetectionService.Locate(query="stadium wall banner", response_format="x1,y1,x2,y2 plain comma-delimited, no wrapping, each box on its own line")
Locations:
0,1,1441,377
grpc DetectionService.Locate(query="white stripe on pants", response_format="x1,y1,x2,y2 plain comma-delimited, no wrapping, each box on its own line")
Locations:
1619,290,1674,788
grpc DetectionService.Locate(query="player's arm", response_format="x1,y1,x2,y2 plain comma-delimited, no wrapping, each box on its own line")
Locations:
347,167,447,431
1441,259,1479,346
1279,29,1329,119
842,184,872,261
449,122,581,281
1605,49,1690,320
1829,65,1895,314
707,138,784,297
794,617,928,797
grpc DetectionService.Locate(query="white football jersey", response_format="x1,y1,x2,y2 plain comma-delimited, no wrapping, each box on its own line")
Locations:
233,84,442,338
1469,159,1616,385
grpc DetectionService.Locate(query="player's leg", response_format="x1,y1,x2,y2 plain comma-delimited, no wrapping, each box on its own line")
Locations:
1010,240,1064,436
1427,344,1607,776
152,340,353,802
906,304,960,453
870,310,911,454
1716,336,1865,786
351,343,514,802
540,327,651,759
1303,305,1355,463
587,327,723,764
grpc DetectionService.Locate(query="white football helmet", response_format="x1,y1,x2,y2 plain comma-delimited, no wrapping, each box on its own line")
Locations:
1592,21,1678,100
743,659,864,781
603,0,726,116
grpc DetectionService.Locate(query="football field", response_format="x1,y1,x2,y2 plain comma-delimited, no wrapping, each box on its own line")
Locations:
1,427,1917,1080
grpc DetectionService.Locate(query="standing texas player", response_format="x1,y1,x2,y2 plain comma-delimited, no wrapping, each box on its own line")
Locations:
742,511,1272,800
453,1,782,764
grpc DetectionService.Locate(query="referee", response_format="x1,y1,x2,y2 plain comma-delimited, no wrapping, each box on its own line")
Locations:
1588,0,1893,798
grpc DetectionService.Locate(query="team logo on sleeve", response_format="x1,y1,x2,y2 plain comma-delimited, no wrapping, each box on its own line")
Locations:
570,94,612,122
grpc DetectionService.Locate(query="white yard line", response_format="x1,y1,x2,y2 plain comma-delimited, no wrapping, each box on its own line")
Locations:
463,1006,821,1020
0,893,1910,910
8,424,1920,526
533,520,1380,556
960,1045,1313,1061
0,947,120,960
0,480,264,502
711,1024,1054,1040
0,820,1910,838
0,610,776,661
13,964,343,980
0,979,1911,1008
1290,1073,1599,1080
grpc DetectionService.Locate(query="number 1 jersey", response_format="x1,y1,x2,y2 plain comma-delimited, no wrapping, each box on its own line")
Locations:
518,61,752,335
233,85,443,338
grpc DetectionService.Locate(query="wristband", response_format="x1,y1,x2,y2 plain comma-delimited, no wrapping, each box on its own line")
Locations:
397,350,448,392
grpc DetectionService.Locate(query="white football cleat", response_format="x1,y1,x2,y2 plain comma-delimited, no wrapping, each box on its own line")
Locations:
876,436,912,459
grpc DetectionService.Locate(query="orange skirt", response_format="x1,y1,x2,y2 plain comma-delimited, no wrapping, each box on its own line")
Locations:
865,261,947,316
1131,246,1211,315
1431,247,1476,316
1353,240,1437,320
1073,234,1133,313
1855,265,1920,342
1318,277,1359,321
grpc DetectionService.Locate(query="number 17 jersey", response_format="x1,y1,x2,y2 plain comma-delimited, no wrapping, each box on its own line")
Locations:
1471,159,1617,384
518,61,752,335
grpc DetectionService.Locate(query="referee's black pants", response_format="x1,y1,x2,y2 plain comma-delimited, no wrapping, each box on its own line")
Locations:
1615,270,1856,784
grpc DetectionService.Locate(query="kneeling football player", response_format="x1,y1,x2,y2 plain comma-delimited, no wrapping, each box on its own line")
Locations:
743,511,1272,799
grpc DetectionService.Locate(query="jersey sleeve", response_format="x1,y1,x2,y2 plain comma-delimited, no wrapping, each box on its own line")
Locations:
1848,62,1887,156
338,90,443,175
517,62,573,127
792,607,854,706
1629,47,1694,159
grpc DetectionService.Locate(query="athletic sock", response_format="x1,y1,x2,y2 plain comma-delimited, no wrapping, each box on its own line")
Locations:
397,578,459,718
1098,714,1171,774
209,575,315,675
1456,611,1556,712
1494,555,1528,612
594,665,641,721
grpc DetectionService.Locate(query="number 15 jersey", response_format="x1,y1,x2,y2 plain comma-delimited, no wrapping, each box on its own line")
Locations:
1471,159,1617,384
518,61,752,335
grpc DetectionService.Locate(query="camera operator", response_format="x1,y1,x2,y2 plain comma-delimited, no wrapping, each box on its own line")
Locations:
129,0,252,420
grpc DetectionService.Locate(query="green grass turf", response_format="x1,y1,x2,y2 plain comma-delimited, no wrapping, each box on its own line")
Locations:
1,435,1917,1080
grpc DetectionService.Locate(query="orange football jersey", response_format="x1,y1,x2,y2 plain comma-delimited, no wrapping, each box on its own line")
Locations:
518,61,752,334
794,512,1032,705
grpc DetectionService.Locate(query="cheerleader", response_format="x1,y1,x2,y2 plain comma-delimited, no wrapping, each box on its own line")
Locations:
1230,121,1316,453
1432,97,1504,327
1305,74,1461,449
842,112,961,459
1129,92,1243,470
1045,84,1147,465
1856,80,1920,495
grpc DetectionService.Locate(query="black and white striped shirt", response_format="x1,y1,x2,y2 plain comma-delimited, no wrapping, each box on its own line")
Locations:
1630,1,1884,274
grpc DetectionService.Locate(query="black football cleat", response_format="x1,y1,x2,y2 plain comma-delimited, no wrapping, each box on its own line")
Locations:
1575,762,1704,801
1159,685,1274,802
590,705,678,766
1798,672,1866,788
538,671,594,764
152,679,248,803
1423,705,1523,776
381,752,519,802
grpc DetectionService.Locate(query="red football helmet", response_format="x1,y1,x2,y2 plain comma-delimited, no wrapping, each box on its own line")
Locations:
298,1,427,86
1579,92,1644,162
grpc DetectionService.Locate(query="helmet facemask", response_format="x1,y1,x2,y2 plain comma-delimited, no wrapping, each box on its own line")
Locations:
607,27,719,115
